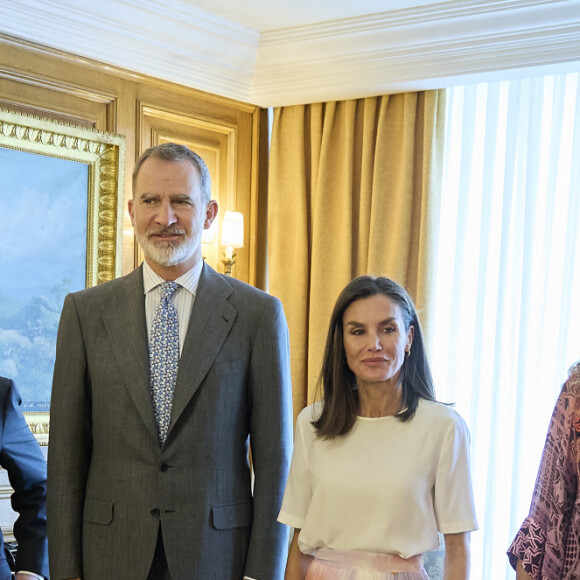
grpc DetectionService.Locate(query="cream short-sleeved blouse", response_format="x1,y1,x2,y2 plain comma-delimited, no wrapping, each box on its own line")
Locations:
278,399,478,558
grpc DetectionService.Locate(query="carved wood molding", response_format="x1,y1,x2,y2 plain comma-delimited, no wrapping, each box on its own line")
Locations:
0,110,125,285
0,484,13,502
0,480,16,542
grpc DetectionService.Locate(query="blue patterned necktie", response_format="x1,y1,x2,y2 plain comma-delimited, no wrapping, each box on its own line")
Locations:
149,281,180,445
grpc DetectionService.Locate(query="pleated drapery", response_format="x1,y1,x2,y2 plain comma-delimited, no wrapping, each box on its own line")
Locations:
267,91,446,418
431,74,580,579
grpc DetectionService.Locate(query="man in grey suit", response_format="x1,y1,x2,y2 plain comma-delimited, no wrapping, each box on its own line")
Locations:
47,143,293,579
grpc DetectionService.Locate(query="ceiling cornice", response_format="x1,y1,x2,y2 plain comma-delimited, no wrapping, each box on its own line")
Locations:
1,0,579,107
0,0,259,101
254,0,580,105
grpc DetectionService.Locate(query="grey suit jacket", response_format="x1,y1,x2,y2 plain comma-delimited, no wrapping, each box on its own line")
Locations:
47,264,293,580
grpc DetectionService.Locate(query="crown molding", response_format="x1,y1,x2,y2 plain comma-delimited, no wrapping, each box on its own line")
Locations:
1,0,579,107
253,0,580,106
260,0,562,40
0,0,259,102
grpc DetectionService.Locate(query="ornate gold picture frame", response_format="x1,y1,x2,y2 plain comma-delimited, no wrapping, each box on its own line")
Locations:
0,109,125,444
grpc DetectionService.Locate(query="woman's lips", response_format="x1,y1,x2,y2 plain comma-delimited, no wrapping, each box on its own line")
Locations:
362,357,387,364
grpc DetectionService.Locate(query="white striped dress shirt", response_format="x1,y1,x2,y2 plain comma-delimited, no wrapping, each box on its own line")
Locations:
142,259,203,353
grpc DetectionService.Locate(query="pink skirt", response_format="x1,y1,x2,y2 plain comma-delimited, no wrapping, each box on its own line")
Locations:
305,549,429,580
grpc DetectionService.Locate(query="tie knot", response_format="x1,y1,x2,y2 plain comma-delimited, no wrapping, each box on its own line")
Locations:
161,281,179,299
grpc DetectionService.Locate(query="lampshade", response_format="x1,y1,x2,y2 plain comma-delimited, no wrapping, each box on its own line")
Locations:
220,211,244,248
201,221,216,244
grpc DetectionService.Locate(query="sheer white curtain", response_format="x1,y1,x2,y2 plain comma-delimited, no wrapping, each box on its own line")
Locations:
430,73,580,579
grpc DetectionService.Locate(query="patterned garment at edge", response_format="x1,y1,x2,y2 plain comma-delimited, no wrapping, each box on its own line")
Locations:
507,365,580,579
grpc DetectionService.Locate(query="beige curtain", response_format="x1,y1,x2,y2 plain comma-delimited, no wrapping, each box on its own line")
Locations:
267,91,446,420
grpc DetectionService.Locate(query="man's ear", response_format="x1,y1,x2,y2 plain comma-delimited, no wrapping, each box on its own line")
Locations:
204,200,218,229
128,198,135,226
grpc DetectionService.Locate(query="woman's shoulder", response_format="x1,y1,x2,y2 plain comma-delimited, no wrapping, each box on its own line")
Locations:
296,401,324,424
565,362,580,397
293,402,325,444
417,399,469,429
414,401,472,447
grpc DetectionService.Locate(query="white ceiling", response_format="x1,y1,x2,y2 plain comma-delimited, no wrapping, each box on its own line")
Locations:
1,0,579,107
182,0,440,31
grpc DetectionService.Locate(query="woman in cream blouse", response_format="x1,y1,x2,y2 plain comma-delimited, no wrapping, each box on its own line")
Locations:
279,276,478,580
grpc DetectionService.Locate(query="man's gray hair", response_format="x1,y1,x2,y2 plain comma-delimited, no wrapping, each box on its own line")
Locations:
132,143,212,203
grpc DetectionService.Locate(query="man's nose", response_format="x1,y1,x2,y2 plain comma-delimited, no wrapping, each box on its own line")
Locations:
155,201,177,226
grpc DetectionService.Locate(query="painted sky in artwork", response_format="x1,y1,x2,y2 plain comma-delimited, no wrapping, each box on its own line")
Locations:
0,146,89,409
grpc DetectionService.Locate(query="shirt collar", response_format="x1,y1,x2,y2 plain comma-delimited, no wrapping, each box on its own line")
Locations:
142,259,203,296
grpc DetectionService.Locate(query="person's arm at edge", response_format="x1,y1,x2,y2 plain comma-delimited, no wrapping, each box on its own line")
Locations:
435,413,477,580
284,529,311,580
507,374,580,578
444,532,470,580
47,293,91,579
244,296,293,580
0,379,48,579
515,559,533,580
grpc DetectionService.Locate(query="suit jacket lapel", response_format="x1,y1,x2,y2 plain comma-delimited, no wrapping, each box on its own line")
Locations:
169,264,237,435
101,266,158,440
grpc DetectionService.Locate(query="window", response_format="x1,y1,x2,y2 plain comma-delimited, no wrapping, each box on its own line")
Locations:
431,73,580,578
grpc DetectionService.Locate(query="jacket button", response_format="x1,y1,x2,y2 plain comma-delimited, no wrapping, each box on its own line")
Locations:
150,508,160,517
160,463,169,472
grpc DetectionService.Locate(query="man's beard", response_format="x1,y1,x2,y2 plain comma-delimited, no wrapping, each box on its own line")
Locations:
137,228,198,267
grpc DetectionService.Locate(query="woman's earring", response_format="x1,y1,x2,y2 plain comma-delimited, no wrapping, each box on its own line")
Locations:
405,349,411,358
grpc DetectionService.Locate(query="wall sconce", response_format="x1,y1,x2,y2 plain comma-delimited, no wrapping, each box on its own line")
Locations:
200,221,216,263
201,221,216,244
220,211,244,276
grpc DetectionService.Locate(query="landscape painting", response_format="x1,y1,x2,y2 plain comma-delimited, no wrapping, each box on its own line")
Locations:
0,109,125,439
0,147,88,412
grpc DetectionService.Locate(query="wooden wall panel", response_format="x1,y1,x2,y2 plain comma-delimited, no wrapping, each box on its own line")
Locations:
137,103,252,280
0,33,262,283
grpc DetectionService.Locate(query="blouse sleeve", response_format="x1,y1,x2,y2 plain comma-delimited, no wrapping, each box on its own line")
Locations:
433,411,478,533
507,378,579,578
277,407,314,529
